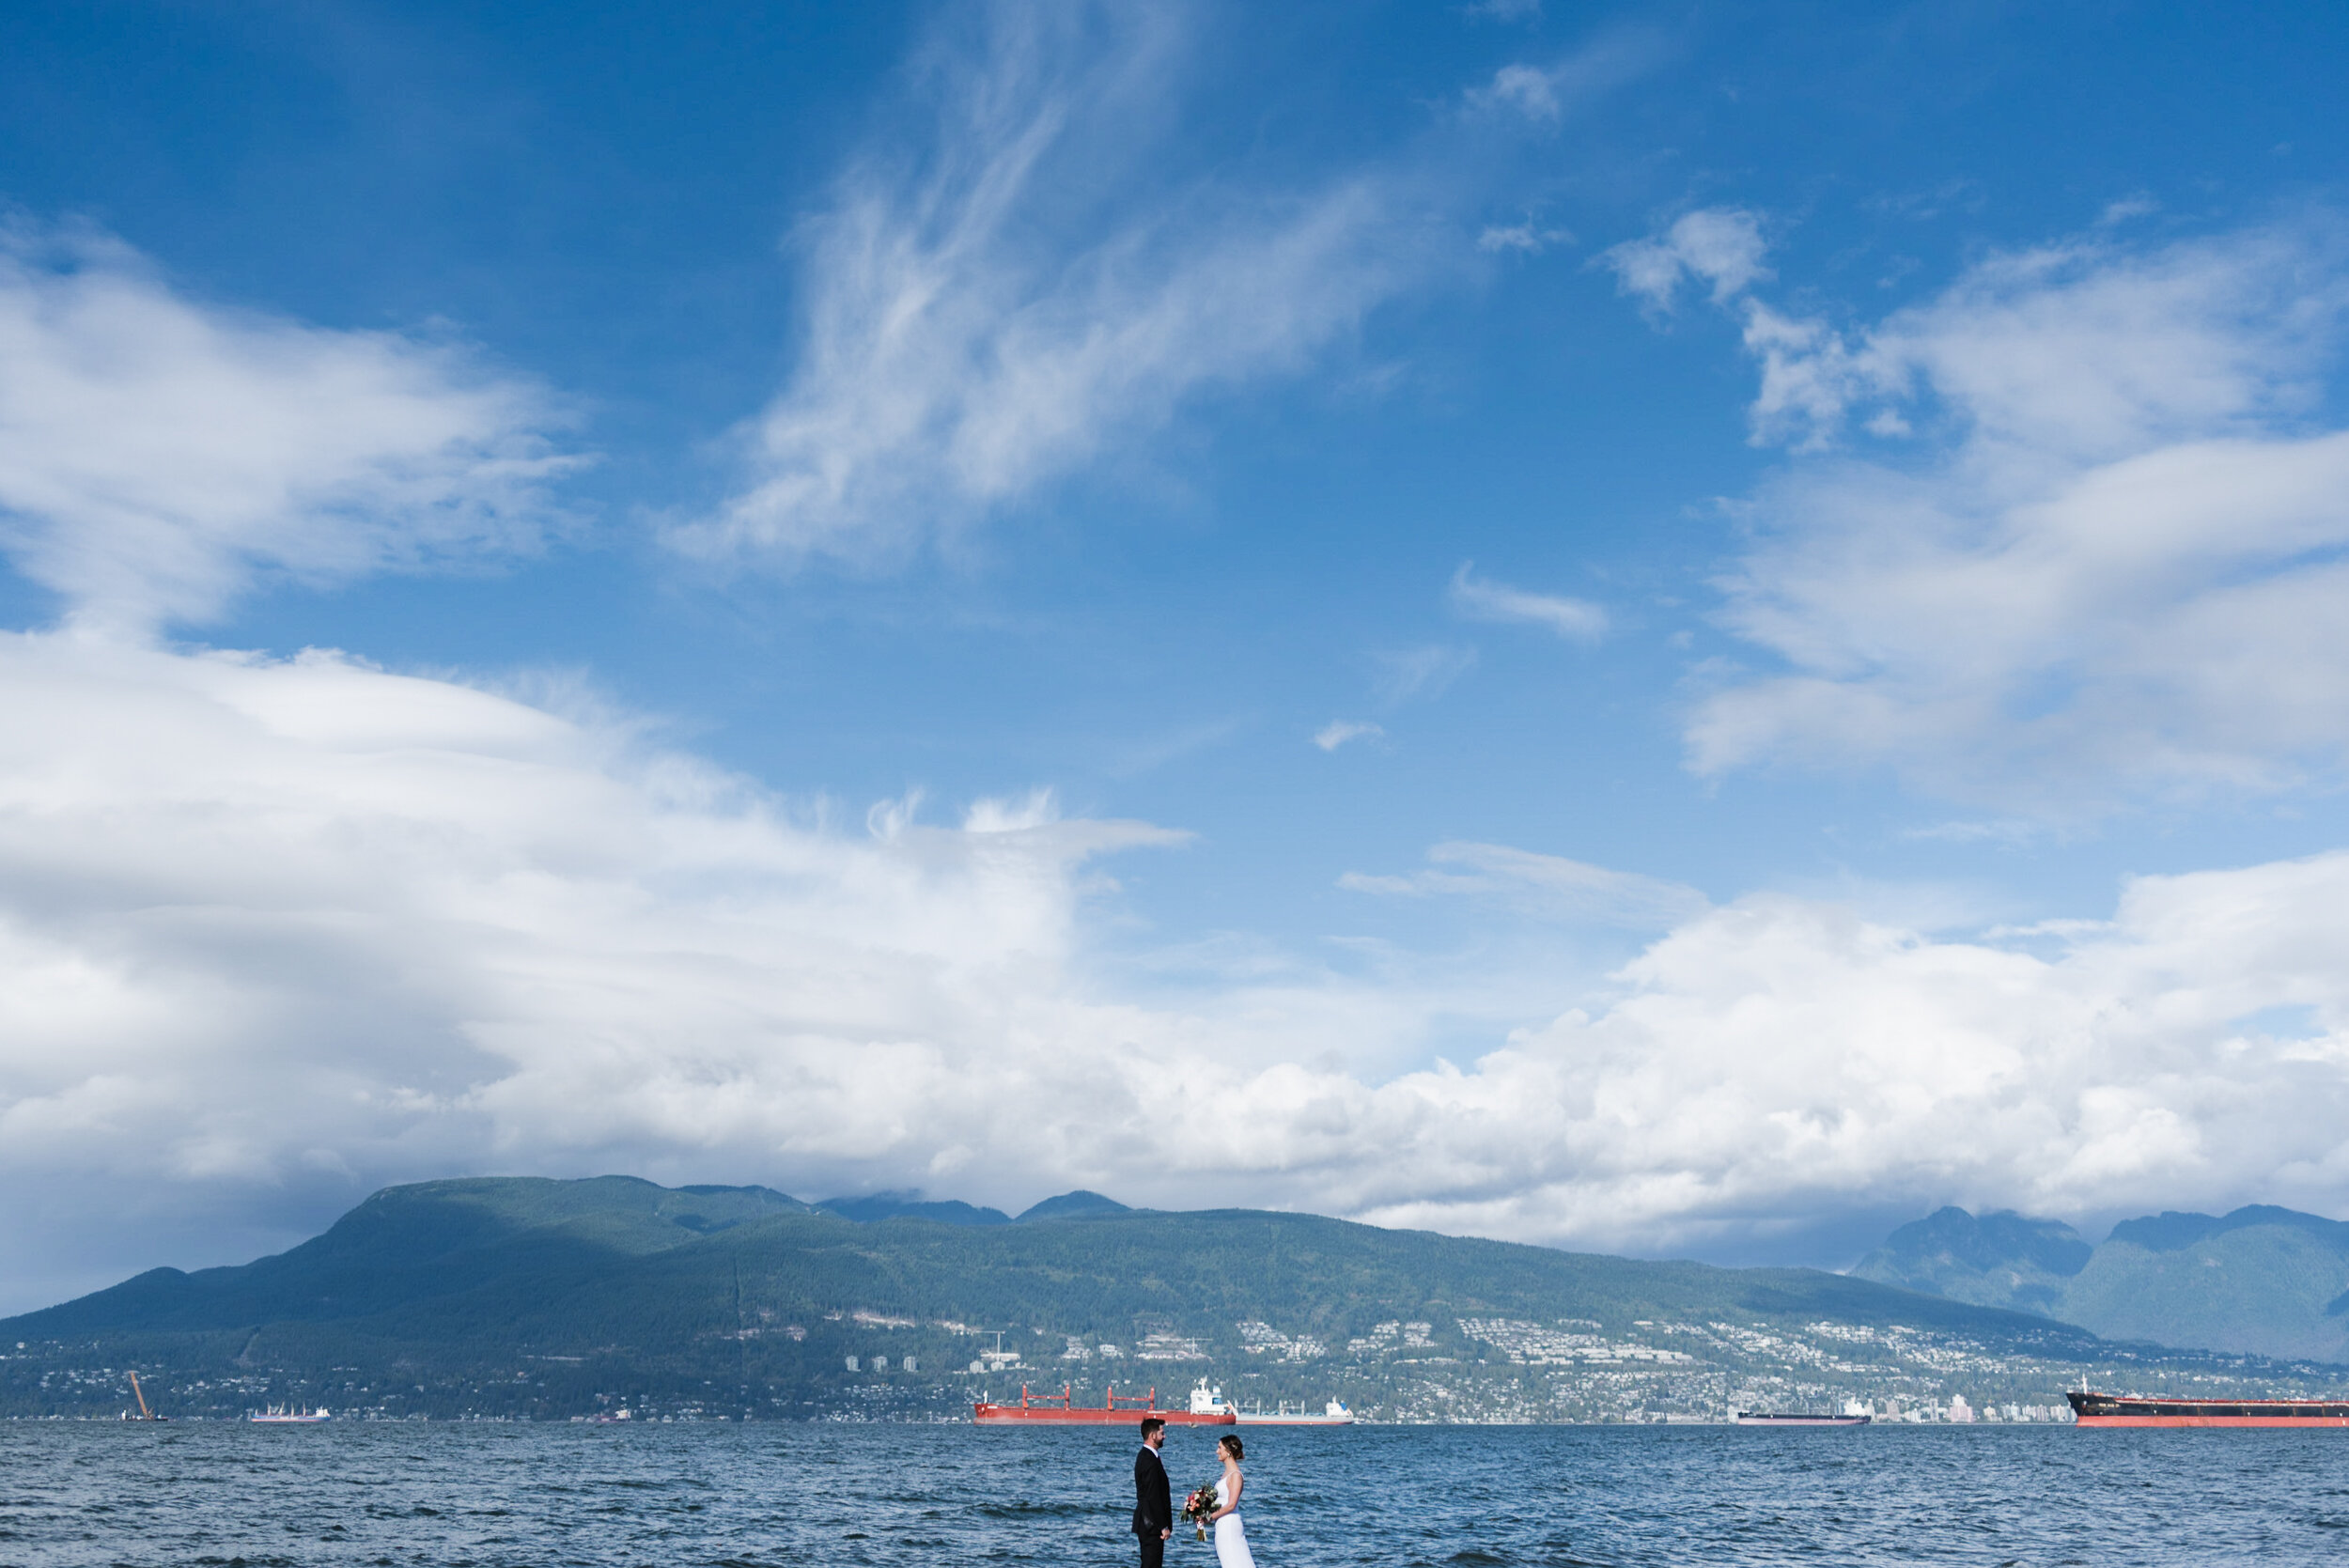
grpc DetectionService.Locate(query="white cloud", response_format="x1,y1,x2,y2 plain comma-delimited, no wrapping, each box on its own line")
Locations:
1623,212,2349,808
0,630,1198,1303
7,631,2349,1296
1449,560,1607,640
671,3,1428,567
1340,841,1706,928
13,181,2349,1308
1476,221,1570,256
0,228,573,635
1337,851,2349,1253
1371,644,1477,704
1465,34,1661,126
1599,208,1770,310
1313,720,1384,752
1472,64,1568,123
1734,223,2341,453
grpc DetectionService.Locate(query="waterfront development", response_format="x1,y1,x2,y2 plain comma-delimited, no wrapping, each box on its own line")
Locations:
12,1311,2342,1428
10,1180,2344,1429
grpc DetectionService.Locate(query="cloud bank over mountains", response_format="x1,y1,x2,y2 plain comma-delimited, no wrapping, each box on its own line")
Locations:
8,609,2349,1310
3,10,2349,1314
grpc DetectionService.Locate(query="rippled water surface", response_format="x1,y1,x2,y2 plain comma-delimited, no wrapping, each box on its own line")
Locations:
4,1421,2348,1566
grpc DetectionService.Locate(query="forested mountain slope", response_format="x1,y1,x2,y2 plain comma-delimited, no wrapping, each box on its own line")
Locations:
3,1176,2277,1421
1855,1203,2349,1361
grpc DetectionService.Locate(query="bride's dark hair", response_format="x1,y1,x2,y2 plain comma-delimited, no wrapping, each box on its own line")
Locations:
1218,1435,1243,1460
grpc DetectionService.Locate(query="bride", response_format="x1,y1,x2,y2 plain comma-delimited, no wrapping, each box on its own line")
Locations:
1204,1434,1256,1567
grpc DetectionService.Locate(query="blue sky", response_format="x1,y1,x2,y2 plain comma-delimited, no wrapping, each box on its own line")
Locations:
3,0,2348,1311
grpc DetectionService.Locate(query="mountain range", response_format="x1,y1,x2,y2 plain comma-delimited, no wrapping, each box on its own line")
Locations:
3,1174,2136,1421
1853,1203,2349,1361
811,1188,1129,1226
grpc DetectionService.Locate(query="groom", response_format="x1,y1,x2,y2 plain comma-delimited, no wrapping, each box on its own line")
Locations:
1132,1416,1172,1567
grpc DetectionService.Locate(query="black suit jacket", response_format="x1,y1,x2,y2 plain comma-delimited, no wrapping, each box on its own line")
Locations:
1132,1445,1172,1537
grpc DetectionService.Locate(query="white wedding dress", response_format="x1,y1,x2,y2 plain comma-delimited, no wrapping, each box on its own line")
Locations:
1213,1474,1256,1568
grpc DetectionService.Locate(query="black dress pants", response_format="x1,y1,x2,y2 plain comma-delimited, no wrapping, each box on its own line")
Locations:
1138,1530,1165,1568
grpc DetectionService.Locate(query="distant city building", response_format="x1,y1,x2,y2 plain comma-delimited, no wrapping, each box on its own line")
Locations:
969,1358,986,1374
872,1354,889,1371
845,1356,859,1372
1949,1395,1974,1423
1135,1330,1208,1360
903,1357,917,1373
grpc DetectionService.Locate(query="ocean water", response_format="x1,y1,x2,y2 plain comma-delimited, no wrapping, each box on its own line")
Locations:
2,1421,2345,1567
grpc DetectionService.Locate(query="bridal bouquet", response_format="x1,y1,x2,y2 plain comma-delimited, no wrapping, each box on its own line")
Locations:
1181,1482,1219,1542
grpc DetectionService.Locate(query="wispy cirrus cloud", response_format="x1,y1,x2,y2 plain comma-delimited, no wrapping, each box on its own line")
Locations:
1477,219,1572,255
1313,720,1384,753
1449,561,1607,640
0,227,575,637
1341,840,1706,927
1372,644,1478,704
1464,0,1544,23
670,2,1439,567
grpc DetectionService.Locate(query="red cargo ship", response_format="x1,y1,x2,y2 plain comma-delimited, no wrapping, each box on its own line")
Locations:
2068,1389,2349,1427
973,1382,1237,1426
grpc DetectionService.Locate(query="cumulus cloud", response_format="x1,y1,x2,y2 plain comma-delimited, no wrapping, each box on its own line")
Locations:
0,228,573,635
1614,210,2349,808
671,2,1430,566
1599,207,1770,310
0,631,1198,1303
1332,852,2349,1253
1449,560,1606,640
1465,33,1662,126
8,631,2349,1298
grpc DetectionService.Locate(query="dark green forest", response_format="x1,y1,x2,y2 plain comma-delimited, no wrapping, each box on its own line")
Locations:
0,1175,2241,1421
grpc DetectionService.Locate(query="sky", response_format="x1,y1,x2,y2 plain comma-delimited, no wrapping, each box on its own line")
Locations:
3,0,2348,1313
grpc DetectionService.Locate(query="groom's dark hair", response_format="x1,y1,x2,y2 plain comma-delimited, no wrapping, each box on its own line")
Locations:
1139,1416,1166,1438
